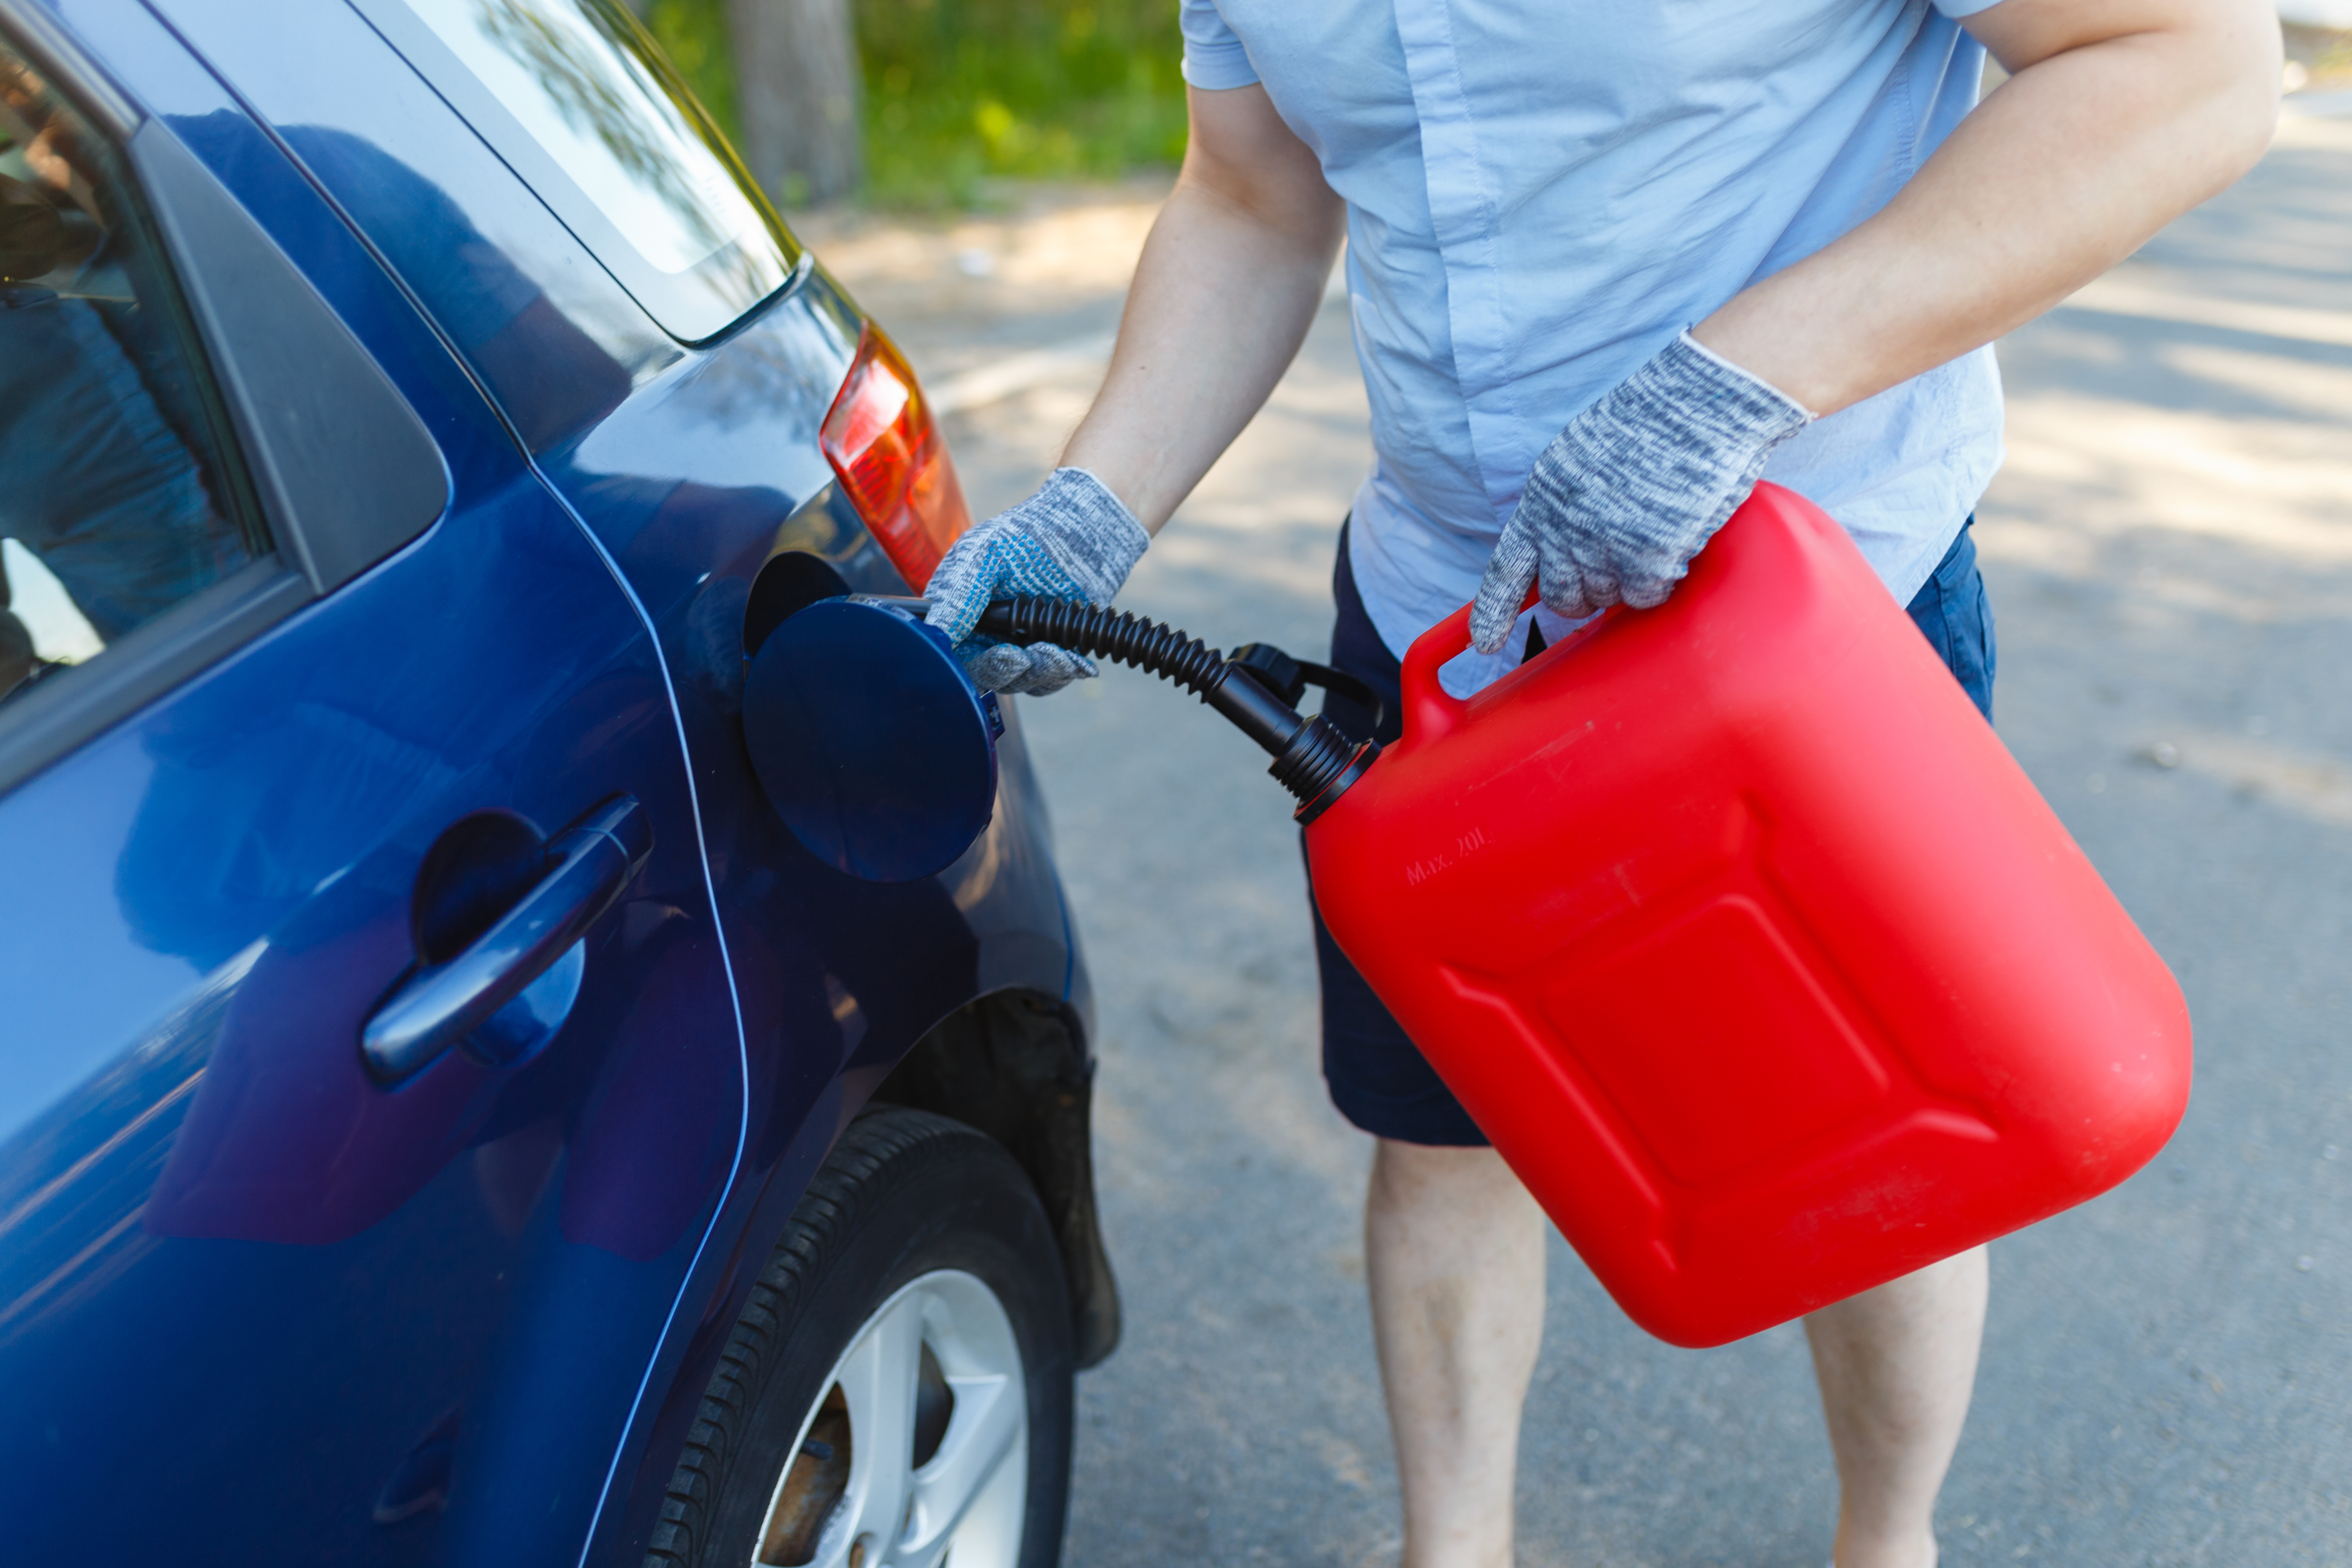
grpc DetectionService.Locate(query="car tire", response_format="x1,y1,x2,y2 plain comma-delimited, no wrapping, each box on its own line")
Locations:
646,1106,1074,1568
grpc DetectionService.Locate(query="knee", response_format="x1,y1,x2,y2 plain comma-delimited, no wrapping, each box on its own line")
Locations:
1817,1247,1989,1330
1370,1138,1512,1207
1804,1247,1990,1422
1367,1140,1544,1250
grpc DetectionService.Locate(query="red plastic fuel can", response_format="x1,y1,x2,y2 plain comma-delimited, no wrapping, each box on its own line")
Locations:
1305,482,2191,1347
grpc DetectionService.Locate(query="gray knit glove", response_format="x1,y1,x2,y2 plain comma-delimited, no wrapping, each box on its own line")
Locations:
1471,332,1813,653
925,466,1151,696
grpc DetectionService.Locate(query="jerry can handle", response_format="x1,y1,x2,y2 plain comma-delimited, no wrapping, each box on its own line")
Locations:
1399,600,1480,747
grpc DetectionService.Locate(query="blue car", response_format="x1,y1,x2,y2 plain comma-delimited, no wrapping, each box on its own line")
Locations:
0,3,1114,1565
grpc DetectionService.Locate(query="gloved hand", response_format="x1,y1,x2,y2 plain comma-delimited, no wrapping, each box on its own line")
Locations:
925,466,1151,696
1470,331,1813,653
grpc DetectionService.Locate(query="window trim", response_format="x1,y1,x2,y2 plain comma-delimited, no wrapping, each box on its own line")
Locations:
0,558,311,793
344,0,802,346
0,0,135,141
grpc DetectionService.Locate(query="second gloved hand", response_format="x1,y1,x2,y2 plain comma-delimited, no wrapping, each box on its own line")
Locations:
1470,331,1813,653
925,466,1151,696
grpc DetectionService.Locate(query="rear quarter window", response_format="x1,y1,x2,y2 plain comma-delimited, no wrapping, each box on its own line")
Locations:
352,0,799,343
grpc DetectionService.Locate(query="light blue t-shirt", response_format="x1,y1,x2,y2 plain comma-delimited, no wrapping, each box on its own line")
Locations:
1180,0,2007,684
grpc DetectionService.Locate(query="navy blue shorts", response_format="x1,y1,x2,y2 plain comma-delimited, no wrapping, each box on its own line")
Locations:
1308,519,1997,1148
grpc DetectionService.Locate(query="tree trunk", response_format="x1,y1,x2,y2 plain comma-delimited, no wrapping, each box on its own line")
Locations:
729,0,863,207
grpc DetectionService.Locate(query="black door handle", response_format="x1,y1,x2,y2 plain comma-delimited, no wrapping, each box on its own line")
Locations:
361,796,652,1084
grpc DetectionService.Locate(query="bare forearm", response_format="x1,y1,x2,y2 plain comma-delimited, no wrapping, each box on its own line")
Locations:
1062,88,1344,533
1695,0,2279,415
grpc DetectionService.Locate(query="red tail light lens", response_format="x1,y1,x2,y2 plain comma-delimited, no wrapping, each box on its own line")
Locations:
820,323,973,591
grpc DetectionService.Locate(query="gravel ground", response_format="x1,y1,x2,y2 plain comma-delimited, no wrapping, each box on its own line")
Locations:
813,104,2352,1567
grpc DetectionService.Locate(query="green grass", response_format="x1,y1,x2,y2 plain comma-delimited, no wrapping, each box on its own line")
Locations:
640,0,1188,208
858,0,1188,205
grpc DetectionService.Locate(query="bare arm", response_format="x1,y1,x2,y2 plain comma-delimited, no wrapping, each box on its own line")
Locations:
1060,83,1345,533
1694,0,2281,416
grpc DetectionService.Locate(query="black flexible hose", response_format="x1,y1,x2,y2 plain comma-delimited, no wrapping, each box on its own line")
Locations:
974,595,1378,823
977,597,1228,697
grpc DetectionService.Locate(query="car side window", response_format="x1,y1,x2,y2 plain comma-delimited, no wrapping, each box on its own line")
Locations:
358,0,800,343
0,43,263,707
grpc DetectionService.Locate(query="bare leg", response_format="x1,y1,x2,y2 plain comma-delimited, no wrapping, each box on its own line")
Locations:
1364,1139,1548,1568
1804,1246,1989,1568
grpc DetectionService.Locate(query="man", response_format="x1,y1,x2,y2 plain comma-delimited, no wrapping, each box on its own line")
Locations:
923,2,2280,1564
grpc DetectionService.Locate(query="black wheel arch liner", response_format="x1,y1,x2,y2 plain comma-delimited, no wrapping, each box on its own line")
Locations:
871,989,1121,1369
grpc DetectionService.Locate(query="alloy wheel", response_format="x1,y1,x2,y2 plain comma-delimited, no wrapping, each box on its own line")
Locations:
753,1269,1029,1568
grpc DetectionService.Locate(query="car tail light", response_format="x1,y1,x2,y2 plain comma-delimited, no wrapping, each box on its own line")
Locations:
820,323,973,591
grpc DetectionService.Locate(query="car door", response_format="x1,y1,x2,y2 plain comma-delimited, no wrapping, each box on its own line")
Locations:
125,3,1098,1558
0,6,744,1562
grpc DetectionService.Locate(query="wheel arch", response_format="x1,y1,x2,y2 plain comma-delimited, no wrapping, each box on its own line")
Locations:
872,989,1120,1369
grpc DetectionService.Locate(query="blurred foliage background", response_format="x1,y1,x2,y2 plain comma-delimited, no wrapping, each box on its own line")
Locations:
641,0,1187,206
